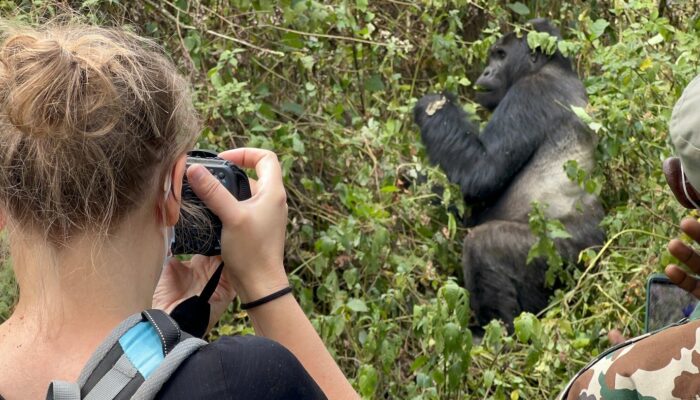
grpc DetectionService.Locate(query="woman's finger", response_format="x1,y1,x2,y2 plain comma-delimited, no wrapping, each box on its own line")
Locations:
187,164,238,222
219,148,283,189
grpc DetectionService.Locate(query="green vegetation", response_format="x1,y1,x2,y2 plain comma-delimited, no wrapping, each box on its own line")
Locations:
1,0,699,398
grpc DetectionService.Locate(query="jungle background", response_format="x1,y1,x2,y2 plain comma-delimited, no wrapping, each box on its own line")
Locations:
0,0,698,398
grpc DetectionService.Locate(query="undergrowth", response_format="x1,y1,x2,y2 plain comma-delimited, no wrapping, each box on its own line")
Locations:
1,0,700,398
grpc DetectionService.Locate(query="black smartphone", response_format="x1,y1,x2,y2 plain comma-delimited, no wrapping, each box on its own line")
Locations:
645,273,699,332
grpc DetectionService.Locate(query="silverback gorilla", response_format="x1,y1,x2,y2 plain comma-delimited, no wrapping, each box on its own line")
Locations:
413,19,604,331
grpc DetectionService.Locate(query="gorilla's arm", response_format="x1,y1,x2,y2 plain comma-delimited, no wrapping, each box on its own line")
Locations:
414,89,548,203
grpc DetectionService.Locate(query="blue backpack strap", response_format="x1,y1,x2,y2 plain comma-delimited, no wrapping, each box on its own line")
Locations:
46,309,206,400
131,336,207,399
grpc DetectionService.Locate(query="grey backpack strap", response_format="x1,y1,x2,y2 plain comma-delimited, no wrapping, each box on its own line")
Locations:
82,353,139,400
77,313,144,388
46,313,143,400
46,381,80,400
46,310,206,400
131,336,207,400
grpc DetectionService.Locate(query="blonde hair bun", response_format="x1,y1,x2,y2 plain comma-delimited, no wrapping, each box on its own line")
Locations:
0,21,199,243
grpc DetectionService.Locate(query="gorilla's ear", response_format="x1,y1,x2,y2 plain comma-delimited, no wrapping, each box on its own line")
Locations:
528,18,562,39
530,52,540,65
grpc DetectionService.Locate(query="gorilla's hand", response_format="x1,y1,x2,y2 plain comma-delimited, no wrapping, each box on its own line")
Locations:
414,94,449,128
666,218,700,298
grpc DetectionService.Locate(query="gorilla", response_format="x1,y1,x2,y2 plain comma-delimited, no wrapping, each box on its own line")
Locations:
413,19,604,331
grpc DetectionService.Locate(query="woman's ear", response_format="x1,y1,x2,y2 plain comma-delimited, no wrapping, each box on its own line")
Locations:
165,154,188,226
664,157,700,209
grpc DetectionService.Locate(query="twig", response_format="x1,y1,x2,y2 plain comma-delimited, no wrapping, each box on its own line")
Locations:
385,0,420,7
145,0,284,56
564,228,671,306
352,45,366,115
593,283,634,318
206,29,284,56
256,24,393,47
174,7,196,78
410,5,438,100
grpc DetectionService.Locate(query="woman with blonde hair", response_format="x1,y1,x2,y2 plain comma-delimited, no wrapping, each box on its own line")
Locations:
0,21,357,399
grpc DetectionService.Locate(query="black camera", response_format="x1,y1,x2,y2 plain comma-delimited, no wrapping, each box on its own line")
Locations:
172,150,252,256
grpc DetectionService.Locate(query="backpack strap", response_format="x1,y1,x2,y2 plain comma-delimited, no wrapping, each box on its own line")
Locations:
46,382,80,400
131,336,207,399
47,309,206,400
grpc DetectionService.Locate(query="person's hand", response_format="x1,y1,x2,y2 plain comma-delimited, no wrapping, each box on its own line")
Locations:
607,328,627,345
152,255,237,331
666,218,700,298
186,148,290,303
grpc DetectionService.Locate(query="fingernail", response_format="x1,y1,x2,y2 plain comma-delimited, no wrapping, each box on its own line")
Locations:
189,165,206,182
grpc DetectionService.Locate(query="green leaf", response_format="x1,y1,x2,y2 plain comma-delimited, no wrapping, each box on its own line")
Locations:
347,298,369,312
525,347,542,367
483,369,496,387
442,282,461,311
572,335,591,349
507,2,530,16
590,19,609,39
527,32,558,55
281,101,304,116
443,322,461,353
358,365,378,397
514,313,538,343
365,74,385,92
410,355,429,371
647,34,664,45
282,32,304,49
183,35,198,52
571,106,593,124
549,224,572,239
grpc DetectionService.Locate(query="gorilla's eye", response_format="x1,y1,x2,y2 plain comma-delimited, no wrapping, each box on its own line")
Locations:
492,49,506,59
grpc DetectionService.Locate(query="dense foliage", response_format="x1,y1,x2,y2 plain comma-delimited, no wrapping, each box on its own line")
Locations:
1,0,700,398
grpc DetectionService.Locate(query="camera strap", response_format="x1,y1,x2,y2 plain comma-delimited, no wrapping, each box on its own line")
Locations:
169,262,225,338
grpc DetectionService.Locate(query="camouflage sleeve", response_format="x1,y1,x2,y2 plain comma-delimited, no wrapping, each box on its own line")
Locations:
560,319,700,399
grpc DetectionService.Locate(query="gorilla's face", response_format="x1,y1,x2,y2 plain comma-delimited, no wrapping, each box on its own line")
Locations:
475,33,546,111
474,44,508,110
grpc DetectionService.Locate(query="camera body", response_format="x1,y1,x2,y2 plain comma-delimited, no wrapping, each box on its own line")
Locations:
172,150,251,256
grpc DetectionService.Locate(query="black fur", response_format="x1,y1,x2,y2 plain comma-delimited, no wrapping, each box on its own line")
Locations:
413,20,604,331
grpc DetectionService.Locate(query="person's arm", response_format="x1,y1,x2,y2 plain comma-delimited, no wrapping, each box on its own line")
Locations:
186,147,358,400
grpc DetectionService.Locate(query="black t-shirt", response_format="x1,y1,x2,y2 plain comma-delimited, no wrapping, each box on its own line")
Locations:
156,335,327,399
0,336,326,400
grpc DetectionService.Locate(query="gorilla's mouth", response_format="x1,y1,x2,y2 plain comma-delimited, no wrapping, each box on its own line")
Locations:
474,85,491,93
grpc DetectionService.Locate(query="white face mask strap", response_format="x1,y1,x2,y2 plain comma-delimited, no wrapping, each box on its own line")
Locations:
162,170,175,258
681,162,700,209
163,172,172,195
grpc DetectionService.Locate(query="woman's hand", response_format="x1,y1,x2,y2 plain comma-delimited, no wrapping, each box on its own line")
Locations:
152,255,237,331
666,218,700,298
186,148,290,303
